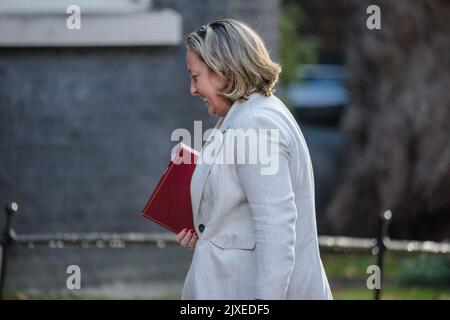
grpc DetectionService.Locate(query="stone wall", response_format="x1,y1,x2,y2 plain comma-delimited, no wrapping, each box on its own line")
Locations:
0,0,280,298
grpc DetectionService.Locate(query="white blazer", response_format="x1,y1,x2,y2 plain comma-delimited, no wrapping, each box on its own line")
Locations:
182,92,332,300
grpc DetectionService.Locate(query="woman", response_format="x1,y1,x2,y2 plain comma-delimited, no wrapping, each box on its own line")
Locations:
176,19,332,300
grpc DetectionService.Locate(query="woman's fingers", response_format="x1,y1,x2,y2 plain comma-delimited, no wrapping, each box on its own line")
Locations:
179,229,195,247
176,228,198,250
186,231,198,249
175,228,188,243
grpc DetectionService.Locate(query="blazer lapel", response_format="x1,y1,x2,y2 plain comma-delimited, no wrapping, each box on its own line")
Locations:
191,100,243,222
191,93,261,222
191,116,224,223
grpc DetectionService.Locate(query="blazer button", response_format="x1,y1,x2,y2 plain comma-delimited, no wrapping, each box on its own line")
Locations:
198,224,205,233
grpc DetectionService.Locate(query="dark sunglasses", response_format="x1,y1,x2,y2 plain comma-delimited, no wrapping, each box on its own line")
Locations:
196,22,223,38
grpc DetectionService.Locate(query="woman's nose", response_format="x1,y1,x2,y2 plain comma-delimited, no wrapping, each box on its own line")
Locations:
190,81,198,96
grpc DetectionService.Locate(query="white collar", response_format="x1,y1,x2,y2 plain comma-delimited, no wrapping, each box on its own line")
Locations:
219,92,261,132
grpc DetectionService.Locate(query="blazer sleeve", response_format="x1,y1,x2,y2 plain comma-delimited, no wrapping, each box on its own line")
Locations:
235,111,298,300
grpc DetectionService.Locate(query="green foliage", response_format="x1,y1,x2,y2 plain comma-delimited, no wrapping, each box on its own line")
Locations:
279,3,319,85
396,255,450,288
322,252,450,299
333,286,450,300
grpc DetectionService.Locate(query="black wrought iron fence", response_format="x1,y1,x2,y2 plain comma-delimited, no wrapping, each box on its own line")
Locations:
1,202,449,300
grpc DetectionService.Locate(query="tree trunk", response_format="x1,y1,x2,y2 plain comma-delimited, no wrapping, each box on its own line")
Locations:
327,0,450,240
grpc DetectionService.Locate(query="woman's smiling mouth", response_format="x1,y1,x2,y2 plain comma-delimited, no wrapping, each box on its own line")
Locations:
200,96,208,104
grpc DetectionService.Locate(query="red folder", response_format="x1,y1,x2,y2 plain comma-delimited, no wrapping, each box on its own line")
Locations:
141,143,198,234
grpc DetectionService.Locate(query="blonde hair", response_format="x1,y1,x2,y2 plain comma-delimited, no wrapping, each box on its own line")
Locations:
186,19,281,102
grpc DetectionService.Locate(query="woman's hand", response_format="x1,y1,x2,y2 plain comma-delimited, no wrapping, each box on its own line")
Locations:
175,228,198,250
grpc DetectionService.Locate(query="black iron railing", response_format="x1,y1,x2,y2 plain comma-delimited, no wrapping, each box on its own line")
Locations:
1,202,449,300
